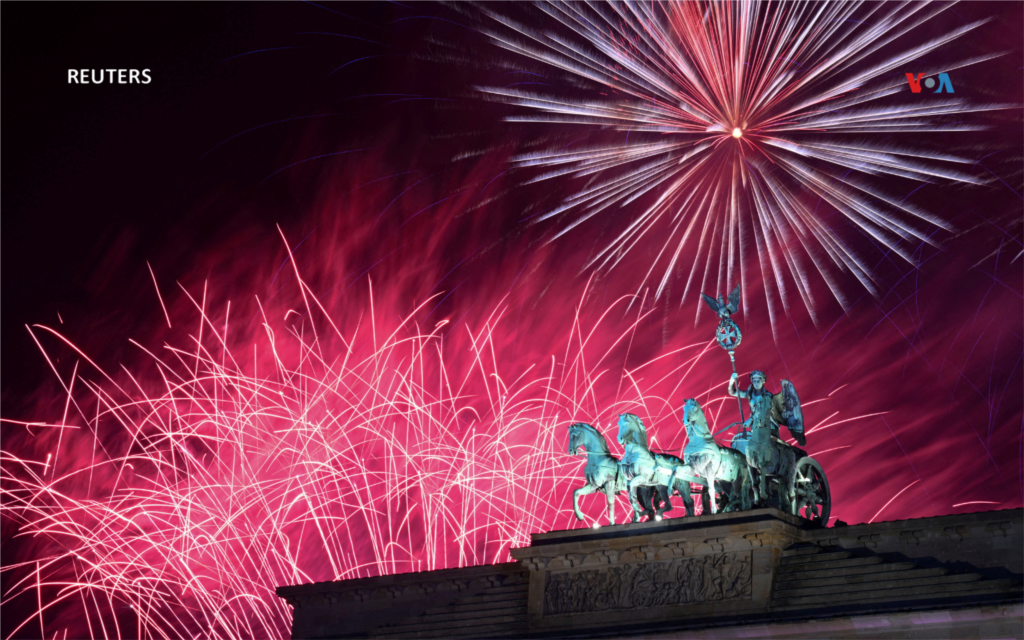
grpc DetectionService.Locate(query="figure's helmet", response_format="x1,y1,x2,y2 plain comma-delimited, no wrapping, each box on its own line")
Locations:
750,370,766,383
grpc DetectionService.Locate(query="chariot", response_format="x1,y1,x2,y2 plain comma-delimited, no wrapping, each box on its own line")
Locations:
569,412,833,527
567,284,835,528
729,429,831,526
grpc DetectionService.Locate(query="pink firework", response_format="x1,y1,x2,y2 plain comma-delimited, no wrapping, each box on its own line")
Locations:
474,1,1011,331
0,228,769,638
1,3,1020,637
0,145,907,638
1,149,1019,638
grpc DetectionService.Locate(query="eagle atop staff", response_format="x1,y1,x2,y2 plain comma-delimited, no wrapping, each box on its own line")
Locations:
701,284,741,320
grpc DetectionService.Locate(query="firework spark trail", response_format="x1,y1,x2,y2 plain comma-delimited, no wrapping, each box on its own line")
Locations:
0,4,1019,636
0,157,1015,640
0,249,780,639
472,1,1011,333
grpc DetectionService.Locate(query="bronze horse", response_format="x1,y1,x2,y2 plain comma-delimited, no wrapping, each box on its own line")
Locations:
569,420,695,524
617,414,699,523
669,399,750,513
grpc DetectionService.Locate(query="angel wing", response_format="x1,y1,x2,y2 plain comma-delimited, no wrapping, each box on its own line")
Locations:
701,293,721,315
777,379,805,445
726,285,741,315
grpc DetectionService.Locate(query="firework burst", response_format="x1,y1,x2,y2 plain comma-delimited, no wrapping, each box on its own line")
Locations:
474,1,1010,332
0,240,770,639
3,194,906,638
1,153,1017,640
2,5,1020,638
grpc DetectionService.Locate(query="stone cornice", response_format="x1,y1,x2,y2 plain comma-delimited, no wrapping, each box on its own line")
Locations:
804,508,1022,549
275,561,525,609
512,508,804,567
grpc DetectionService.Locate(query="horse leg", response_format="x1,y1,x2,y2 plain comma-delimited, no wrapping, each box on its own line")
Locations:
674,477,694,517
708,470,718,515
664,467,687,518
731,471,746,511
784,453,798,515
739,468,750,511
775,457,789,513
716,461,733,513
726,455,743,512
671,466,697,516
604,484,616,525
668,466,681,498
641,486,658,520
573,483,597,521
746,465,758,507
656,484,672,518
753,451,769,503
721,481,734,512
636,486,655,520
653,488,665,518
627,477,645,523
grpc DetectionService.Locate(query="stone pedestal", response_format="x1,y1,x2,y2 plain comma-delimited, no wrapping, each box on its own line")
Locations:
512,508,804,635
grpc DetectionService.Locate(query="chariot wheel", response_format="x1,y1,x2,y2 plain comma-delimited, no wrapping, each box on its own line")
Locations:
792,457,830,525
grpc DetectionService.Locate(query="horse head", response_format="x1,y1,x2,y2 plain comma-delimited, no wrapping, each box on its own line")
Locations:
616,413,648,447
682,398,711,439
568,422,608,456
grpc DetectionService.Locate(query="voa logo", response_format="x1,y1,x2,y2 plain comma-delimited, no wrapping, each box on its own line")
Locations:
906,73,954,93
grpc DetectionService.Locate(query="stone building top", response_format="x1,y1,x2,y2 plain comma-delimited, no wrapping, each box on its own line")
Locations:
277,508,1022,639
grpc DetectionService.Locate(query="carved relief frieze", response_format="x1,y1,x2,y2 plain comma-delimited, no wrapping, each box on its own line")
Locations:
543,551,752,615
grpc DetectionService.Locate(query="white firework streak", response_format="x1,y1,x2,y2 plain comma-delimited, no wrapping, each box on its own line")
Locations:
473,1,1010,332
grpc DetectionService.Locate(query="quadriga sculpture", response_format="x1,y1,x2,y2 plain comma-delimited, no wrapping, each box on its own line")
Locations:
565,419,675,524
568,422,693,525
617,414,698,523
669,399,749,514
568,422,622,525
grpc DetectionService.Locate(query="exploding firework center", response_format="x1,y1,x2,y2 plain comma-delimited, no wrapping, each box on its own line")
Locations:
732,127,742,138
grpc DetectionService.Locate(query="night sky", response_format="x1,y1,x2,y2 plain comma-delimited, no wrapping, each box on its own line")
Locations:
3,3,392,397
2,3,1022,638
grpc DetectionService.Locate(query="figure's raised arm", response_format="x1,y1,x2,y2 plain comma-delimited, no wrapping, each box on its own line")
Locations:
727,372,745,398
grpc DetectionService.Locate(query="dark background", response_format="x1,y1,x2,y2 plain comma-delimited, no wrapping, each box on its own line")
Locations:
3,8,404,633
2,4,1022,639
2,3,407,404
4,2,1023,407
4,1,1022,463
